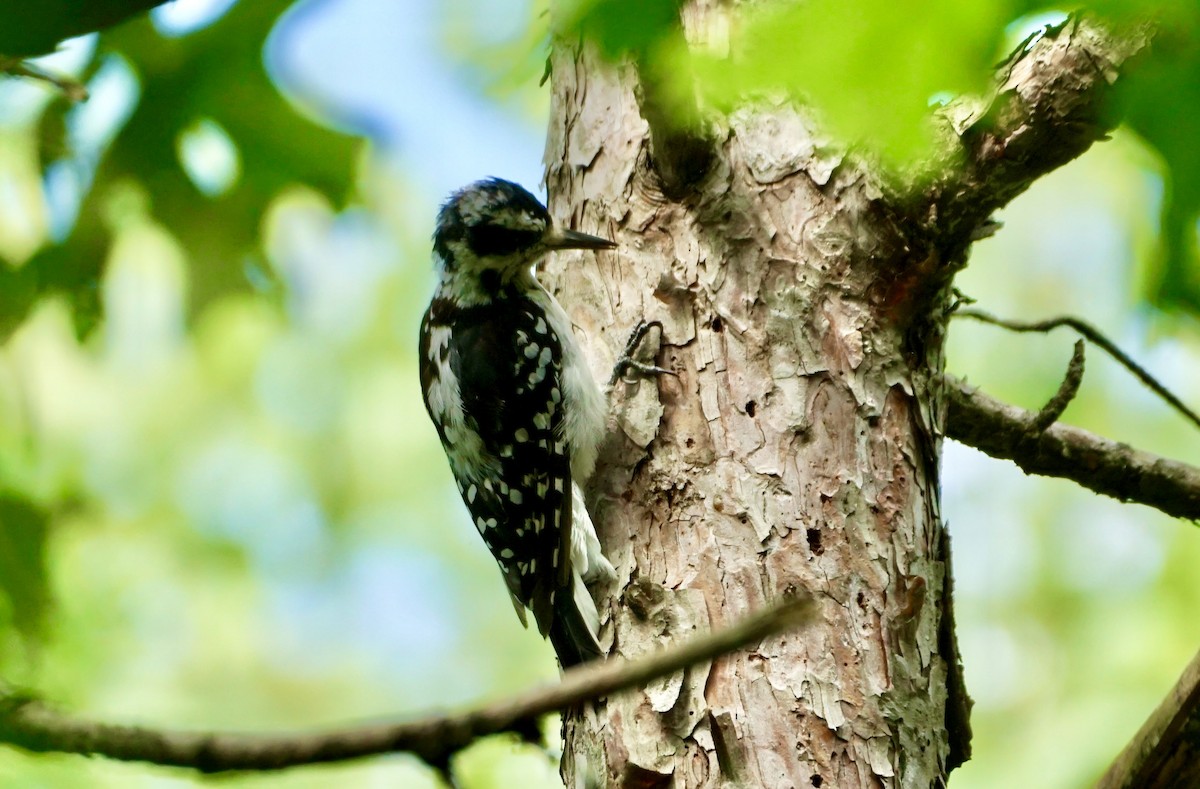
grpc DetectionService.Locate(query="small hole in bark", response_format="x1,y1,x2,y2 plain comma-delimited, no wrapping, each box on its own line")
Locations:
711,316,723,333
686,438,695,448
739,514,749,525
806,528,823,555
745,400,756,417
856,591,866,609
811,777,824,787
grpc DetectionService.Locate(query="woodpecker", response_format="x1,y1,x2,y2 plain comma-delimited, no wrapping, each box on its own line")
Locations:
419,178,617,667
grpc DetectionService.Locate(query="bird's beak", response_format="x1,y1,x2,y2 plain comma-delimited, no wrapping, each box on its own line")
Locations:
543,226,617,251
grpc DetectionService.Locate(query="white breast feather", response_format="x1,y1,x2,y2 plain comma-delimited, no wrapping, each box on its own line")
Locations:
527,284,605,484
526,283,614,587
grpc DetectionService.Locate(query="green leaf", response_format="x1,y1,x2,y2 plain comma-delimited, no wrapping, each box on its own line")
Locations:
0,493,51,640
1103,2,1200,312
557,0,681,58
0,0,167,56
10,0,360,336
691,0,1008,163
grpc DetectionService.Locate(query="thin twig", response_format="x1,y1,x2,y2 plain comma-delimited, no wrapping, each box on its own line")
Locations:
945,375,1200,520
955,309,1200,431
0,596,816,774
1027,339,1085,434
0,57,87,101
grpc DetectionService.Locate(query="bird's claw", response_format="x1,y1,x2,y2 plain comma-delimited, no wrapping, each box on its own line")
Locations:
610,320,676,386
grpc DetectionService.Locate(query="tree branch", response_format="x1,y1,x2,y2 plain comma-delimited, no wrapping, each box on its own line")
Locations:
1027,339,1085,434
918,15,1151,258
0,595,816,774
0,57,87,100
955,308,1200,431
1096,644,1200,789
944,375,1200,520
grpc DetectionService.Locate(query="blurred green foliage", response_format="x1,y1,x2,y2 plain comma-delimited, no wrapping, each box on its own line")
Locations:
0,0,358,338
0,495,51,639
442,0,553,115
0,1,1196,788
945,130,1200,789
556,0,1200,313
558,0,680,58
0,1,564,786
1101,2,1200,312
691,0,1006,161
0,0,164,56
559,0,1008,161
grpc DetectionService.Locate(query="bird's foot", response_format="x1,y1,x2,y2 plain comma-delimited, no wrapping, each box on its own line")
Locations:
610,320,675,386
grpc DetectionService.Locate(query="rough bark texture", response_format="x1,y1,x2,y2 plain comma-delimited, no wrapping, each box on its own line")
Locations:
1096,644,1200,789
0,7,1176,787
914,17,1149,267
537,4,1150,785
543,8,956,787
946,376,1200,521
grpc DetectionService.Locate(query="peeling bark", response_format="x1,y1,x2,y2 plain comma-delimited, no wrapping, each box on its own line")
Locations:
544,10,957,786
541,2,1144,783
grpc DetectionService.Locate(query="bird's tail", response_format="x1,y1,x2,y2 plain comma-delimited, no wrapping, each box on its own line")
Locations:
570,483,616,583
549,571,603,669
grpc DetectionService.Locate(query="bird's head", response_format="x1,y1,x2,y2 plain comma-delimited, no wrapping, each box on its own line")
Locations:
432,178,614,292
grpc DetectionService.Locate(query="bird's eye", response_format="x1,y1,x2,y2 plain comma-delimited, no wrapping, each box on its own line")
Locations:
467,224,542,257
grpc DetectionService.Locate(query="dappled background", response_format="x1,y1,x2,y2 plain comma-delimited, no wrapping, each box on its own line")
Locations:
0,1,1196,787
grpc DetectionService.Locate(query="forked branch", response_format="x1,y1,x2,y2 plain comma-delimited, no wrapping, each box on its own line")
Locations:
945,376,1200,520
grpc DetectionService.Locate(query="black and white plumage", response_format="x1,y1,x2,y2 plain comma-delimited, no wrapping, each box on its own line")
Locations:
419,178,616,667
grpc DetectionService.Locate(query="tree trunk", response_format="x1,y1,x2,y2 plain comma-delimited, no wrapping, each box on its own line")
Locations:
543,9,966,788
